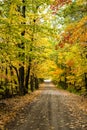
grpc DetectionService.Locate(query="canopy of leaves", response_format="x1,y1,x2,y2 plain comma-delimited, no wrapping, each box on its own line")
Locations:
0,0,87,96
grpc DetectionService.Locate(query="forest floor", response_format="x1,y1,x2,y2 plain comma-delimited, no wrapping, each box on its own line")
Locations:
0,83,87,130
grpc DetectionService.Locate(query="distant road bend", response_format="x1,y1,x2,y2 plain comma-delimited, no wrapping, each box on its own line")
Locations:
6,82,87,130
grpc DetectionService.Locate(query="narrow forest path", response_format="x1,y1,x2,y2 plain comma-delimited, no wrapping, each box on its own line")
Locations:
5,83,87,130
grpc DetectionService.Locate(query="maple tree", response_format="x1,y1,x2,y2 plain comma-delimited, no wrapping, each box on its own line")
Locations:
52,0,87,93
51,0,71,14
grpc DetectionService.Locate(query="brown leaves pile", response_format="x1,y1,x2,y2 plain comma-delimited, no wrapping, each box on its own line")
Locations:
0,85,44,130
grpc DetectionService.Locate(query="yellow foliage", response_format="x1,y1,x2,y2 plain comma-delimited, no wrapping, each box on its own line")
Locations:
76,0,87,5
54,68,63,76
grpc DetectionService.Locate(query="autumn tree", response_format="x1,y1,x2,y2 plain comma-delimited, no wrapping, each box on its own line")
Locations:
51,0,87,93
0,0,55,97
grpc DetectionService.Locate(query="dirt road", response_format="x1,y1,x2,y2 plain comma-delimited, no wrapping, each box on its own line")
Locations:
6,83,87,130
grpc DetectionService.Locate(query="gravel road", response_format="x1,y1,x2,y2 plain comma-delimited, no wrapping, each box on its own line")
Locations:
6,83,87,130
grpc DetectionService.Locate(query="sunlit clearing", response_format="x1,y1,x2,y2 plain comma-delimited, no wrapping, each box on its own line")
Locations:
44,79,52,83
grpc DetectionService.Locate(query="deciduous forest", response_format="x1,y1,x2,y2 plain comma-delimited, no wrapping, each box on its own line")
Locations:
0,0,87,98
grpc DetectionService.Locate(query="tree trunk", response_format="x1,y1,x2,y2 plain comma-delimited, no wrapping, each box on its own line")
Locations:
25,63,31,93
84,73,87,90
35,77,39,89
64,72,68,89
18,0,26,95
5,67,8,86
30,75,34,92
4,67,11,98
9,66,14,96
19,65,25,95
11,65,20,93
